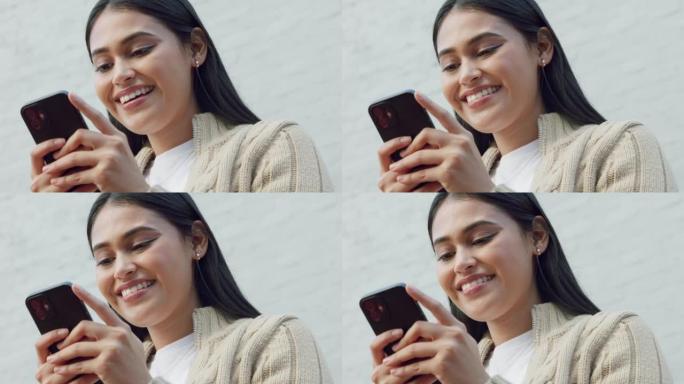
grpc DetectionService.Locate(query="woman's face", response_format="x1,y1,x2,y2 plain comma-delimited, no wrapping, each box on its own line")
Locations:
431,198,541,323
436,9,544,136
90,203,199,328
88,8,198,137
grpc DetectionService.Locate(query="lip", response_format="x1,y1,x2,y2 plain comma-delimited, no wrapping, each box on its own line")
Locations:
459,85,502,109
114,85,154,103
115,278,155,296
455,273,495,291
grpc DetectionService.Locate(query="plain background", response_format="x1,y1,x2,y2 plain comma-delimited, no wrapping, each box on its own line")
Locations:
342,193,684,382
342,0,684,191
0,0,340,191
0,194,341,382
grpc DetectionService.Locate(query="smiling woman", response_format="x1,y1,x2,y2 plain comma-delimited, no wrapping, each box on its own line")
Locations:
377,0,677,192
29,0,333,192
32,193,333,384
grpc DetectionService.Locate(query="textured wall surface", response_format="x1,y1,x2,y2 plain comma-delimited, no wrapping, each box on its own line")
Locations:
0,194,340,382
0,0,340,191
343,194,684,382
342,0,684,191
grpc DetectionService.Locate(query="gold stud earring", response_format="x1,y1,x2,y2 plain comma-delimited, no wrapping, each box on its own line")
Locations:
536,248,541,255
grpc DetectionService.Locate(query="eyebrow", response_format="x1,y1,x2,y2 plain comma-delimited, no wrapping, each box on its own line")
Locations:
432,220,499,247
90,31,158,58
437,32,504,58
91,225,159,254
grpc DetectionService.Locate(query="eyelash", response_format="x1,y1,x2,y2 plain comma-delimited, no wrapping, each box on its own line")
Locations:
441,44,502,73
94,45,154,73
95,238,155,266
436,233,496,262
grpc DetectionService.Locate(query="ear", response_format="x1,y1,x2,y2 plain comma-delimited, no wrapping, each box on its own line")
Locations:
190,220,210,259
189,27,209,67
536,27,555,67
530,216,550,256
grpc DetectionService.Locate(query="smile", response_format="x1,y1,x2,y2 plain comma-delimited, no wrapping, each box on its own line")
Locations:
118,86,154,104
120,280,155,299
459,275,494,295
464,86,501,106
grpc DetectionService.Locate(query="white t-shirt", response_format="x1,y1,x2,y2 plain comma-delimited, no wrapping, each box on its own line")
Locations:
144,140,196,192
491,140,541,192
484,330,534,384
149,333,197,384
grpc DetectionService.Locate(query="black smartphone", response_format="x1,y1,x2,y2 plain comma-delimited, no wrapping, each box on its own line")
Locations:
368,90,434,162
21,91,88,164
359,283,427,356
25,282,92,354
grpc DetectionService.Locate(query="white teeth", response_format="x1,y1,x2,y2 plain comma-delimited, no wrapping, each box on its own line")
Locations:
121,281,153,298
466,87,500,104
119,87,153,104
460,276,493,293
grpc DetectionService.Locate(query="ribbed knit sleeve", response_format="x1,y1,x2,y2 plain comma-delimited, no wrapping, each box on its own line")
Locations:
250,124,334,192
250,318,333,384
594,316,672,383
598,125,677,192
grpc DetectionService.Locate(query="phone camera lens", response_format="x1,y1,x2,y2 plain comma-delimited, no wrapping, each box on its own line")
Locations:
30,298,50,321
25,108,44,131
372,106,392,130
363,300,385,323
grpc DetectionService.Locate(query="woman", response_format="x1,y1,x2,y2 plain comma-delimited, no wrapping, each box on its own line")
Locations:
378,0,676,192
34,193,332,384
30,0,332,192
370,193,671,383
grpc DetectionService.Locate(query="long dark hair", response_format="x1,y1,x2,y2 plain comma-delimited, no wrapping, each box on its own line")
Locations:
427,192,599,341
433,0,606,154
85,0,260,154
87,193,260,340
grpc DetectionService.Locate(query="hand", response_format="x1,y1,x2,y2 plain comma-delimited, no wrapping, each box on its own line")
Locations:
377,136,443,193
35,328,98,384
387,92,494,192
381,285,489,384
39,284,152,384
30,138,97,192
38,93,150,192
370,328,437,384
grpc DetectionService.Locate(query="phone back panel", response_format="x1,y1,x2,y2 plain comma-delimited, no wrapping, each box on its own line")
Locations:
20,92,87,163
368,90,434,162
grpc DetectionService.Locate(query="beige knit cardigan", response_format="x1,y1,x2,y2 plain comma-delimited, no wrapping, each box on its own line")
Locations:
484,113,677,192
482,303,672,384
146,307,333,384
136,113,334,192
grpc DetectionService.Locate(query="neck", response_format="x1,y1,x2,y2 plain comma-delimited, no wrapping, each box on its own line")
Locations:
147,101,199,155
492,102,545,155
148,293,199,350
486,290,541,346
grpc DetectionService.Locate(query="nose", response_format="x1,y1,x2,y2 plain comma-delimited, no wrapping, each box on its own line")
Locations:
458,59,482,86
112,60,135,86
113,255,136,280
452,247,477,274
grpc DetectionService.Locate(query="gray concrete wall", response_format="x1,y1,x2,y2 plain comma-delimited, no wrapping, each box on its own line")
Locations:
342,194,684,382
0,0,340,191
0,194,341,382
343,0,684,191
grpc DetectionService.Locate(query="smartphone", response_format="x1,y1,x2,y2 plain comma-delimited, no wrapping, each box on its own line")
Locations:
368,90,434,162
21,91,88,164
359,283,427,356
25,282,92,354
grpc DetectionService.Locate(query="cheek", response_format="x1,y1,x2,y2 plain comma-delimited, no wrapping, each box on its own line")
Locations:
441,74,462,113
436,263,455,296
95,269,115,302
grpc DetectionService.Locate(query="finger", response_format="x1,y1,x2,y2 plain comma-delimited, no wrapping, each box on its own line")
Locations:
42,151,98,176
57,321,109,350
31,173,71,193
35,363,78,384
71,184,99,193
72,284,127,328
393,321,445,352
378,137,412,172
411,182,443,193
68,92,119,136
414,91,466,135
406,375,437,384
35,328,69,363
384,341,437,367
405,285,459,326
52,357,98,377
390,357,435,379
401,129,450,158
30,139,65,176
395,167,442,187
67,374,100,384
389,149,444,174
370,329,404,366
46,341,100,365
378,171,415,193
53,129,104,159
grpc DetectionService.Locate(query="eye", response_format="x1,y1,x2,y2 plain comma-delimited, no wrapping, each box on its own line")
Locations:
441,62,460,73
131,45,154,57
472,233,496,245
476,44,501,57
96,257,113,267
95,63,113,73
131,238,156,252
437,251,455,262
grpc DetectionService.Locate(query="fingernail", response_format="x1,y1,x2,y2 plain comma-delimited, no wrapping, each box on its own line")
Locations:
400,137,411,143
46,354,55,361
399,150,407,157
56,341,64,349
388,162,397,170
54,138,65,145
53,366,65,373
397,175,407,182
57,328,68,336
390,368,401,376
383,356,392,364
392,329,403,337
